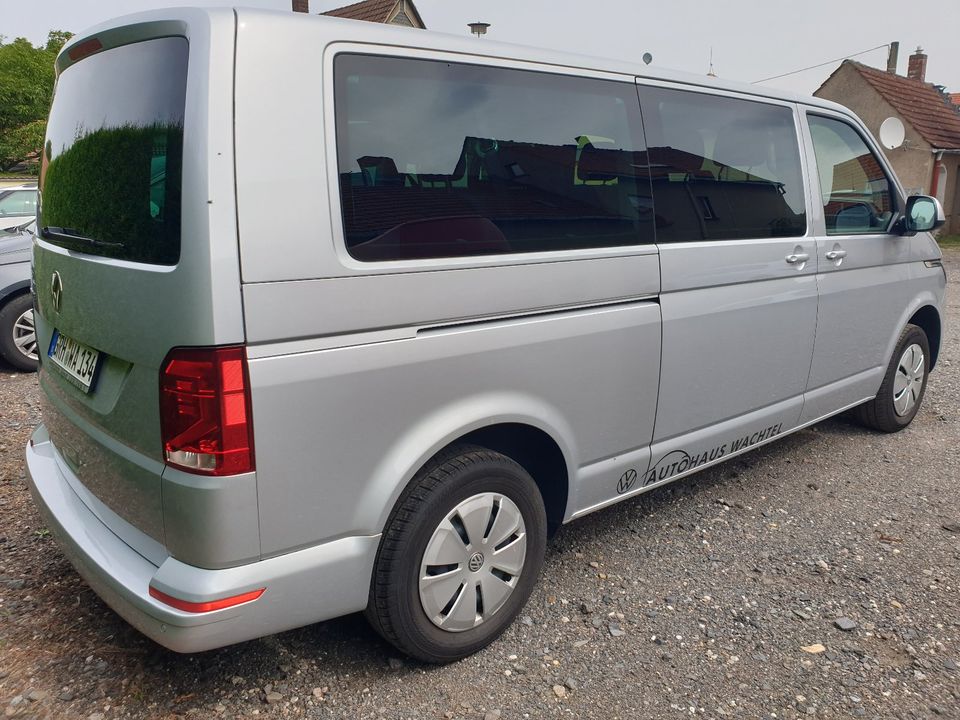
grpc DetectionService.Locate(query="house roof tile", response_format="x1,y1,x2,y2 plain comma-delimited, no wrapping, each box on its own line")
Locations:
322,0,399,23
846,60,960,150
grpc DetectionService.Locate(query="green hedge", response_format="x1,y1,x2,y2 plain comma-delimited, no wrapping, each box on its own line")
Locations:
41,123,182,264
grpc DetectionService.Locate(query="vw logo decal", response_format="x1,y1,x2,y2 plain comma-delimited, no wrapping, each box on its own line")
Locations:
617,468,638,494
468,552,485,572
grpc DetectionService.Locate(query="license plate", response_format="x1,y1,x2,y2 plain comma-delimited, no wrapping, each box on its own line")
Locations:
48,330,101,393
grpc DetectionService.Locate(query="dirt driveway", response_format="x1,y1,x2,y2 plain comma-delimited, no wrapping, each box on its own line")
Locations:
1,250,958,720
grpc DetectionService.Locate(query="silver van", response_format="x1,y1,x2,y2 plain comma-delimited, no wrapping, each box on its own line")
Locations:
25,8,946,663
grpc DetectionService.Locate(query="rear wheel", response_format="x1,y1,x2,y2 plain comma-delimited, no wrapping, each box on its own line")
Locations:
0,294,38,372
366,444,547,663
855,324,929,433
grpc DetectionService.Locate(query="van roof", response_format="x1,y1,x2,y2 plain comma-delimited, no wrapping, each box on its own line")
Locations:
64,6,854,117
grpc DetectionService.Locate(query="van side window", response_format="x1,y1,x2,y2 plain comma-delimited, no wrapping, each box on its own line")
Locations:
334,55,654,261
637,87,807,242
807,115,895,235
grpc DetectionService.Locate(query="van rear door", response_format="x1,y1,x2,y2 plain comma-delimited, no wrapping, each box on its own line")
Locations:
32,12,245,564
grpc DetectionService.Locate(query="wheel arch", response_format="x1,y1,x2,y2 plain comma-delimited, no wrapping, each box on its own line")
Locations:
0,279,30,307
458,423,569,536
359,394,577,539
908,304,941,370
880,293,942,380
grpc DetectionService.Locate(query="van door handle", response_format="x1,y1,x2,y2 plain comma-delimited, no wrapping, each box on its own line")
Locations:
785,252,809,264
825,249,848,261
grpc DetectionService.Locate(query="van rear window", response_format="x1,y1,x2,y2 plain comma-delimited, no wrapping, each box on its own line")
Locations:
40,37,187,265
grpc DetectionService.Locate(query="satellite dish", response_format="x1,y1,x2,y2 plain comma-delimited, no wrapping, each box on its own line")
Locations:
879,117,906,150
642,52,653,66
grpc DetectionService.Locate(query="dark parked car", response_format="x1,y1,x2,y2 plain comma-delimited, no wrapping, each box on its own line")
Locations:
0,220,36,370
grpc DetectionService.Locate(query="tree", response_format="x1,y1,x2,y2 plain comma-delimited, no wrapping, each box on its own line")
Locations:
0,30,73,172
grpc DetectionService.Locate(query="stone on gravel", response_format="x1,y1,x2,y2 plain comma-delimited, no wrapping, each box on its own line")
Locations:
608,623,625,637
27,690,48,701
801,644,826,654
552,684,567,699
57,690,74,702
834,617,858,632
483,710,501,720
942,522,960,533
387,657,404,670
264,691,282,704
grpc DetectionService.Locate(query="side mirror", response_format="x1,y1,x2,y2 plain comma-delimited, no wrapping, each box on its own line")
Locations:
898,195,945,236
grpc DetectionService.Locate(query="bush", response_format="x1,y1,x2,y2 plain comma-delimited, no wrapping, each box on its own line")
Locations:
41,123,182,264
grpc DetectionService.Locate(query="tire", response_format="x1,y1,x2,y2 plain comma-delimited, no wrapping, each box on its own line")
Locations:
855,323,929,433
365,444,547,663
0,294,38,372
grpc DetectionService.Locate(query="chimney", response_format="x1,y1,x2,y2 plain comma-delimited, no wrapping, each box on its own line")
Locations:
907,46,927,82
292,0,309,12
886,41,899,74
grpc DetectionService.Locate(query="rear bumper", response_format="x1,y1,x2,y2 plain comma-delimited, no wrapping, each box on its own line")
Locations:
25,424,379,653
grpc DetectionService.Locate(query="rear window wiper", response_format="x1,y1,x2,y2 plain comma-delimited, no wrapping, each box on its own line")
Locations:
40,226,123,248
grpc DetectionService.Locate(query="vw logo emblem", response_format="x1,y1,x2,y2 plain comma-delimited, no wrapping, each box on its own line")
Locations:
467,552,485,572
51,271,63,313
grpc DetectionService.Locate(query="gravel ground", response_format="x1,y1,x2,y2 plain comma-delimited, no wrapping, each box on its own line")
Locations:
1,250,959,720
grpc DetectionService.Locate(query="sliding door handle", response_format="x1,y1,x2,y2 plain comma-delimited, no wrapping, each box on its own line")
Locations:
785,252,810,264
825,249,848,261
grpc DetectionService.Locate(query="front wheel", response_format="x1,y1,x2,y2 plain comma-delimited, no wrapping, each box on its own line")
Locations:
855,323,930,433
366,444,547,663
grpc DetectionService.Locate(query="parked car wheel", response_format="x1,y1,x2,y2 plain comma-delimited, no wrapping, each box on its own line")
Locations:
0,294,38,372
855,323,929,433
366,444,547,663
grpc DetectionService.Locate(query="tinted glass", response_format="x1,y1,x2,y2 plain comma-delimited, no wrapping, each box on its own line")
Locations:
334,55,654,261
0,190,37,217
808,115,895,235
40,37,187,265
638,87,806,242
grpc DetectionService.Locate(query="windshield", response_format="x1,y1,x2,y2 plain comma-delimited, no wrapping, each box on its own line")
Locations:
40,36,188,264
0,189,37,218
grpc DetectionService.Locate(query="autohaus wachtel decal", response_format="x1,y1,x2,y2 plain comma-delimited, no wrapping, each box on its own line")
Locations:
617,422,784,494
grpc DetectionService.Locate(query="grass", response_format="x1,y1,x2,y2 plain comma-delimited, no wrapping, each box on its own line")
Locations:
937,234,960,248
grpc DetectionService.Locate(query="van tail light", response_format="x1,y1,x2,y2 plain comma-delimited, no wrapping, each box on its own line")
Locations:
159,346,255,475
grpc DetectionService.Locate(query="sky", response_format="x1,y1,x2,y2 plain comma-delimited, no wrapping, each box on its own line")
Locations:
3,0,959,96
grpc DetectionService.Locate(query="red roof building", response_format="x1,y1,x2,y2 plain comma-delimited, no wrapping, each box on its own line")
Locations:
322,0,425,28
816,48,960,234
